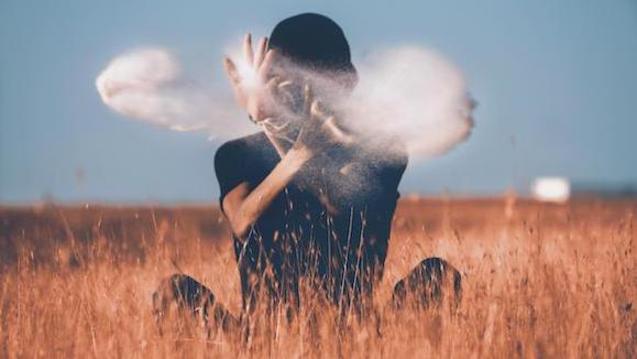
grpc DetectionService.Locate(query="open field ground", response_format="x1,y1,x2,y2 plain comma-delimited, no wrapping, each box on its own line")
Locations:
1,198,636,357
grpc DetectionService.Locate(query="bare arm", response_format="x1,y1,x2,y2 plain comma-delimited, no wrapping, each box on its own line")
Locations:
220,34,355,237
221,33,305,239
222,146,312,239
220,99,349,238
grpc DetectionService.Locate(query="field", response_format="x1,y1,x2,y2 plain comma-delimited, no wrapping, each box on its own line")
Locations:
1,198,636,357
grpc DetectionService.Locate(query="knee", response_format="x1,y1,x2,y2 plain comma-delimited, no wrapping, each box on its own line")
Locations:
419,257,462,300
153,274,240,335
152,274,215,320
392,257,462,310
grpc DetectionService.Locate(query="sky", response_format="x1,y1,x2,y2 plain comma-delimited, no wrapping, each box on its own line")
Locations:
1,0,636,203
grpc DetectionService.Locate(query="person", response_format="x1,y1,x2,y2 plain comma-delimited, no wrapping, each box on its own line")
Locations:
153,13,461,334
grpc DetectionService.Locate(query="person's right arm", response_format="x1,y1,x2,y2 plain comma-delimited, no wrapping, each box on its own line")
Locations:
221,145,312,239
220,33,353,238
220,97,349,239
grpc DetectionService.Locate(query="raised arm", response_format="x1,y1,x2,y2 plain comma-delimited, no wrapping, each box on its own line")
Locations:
219,34,356,238
220,97,354,238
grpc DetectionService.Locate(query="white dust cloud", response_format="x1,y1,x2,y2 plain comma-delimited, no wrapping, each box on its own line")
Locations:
96,45,474,159
95,48,248,136
347,46,474,158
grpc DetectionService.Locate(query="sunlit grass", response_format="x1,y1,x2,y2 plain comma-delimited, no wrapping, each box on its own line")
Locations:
1,198,635,357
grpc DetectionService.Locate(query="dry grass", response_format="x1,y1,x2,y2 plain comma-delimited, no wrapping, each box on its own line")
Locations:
1,198,636,357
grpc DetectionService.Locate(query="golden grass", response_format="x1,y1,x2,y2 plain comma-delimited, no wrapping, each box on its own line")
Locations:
1,198,635,357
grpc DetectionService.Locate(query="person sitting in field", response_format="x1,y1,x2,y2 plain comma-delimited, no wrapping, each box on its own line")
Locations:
153,12,461,333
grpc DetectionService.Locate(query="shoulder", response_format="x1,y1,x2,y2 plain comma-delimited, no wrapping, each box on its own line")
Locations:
389,151,409,172
215,131,270,155
214,132,270,165
214,132,273,196
377,150,408,177
375,150,408,190
396,152,409,175
214,131,279,190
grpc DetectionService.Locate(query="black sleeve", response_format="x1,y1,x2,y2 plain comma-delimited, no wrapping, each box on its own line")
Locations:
363,154,407,220
214,140,250,209
361,154,408,277
358,152,408,207
378,153,408,202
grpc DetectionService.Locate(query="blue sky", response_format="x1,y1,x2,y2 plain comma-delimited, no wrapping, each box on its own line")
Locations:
1,0,636,203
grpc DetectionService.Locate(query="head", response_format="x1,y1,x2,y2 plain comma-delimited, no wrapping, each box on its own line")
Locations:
268,13,358,92
257,13,357,141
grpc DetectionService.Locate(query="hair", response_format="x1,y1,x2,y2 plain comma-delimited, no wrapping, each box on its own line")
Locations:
268,13,358,89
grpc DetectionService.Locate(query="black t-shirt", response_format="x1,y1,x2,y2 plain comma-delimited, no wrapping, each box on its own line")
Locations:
214,132,407,308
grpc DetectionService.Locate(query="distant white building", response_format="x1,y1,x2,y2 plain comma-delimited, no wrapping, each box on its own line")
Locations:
531,177,571,202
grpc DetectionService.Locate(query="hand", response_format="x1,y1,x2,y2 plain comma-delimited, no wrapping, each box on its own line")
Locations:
223,33,276,123
293,84,354,154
